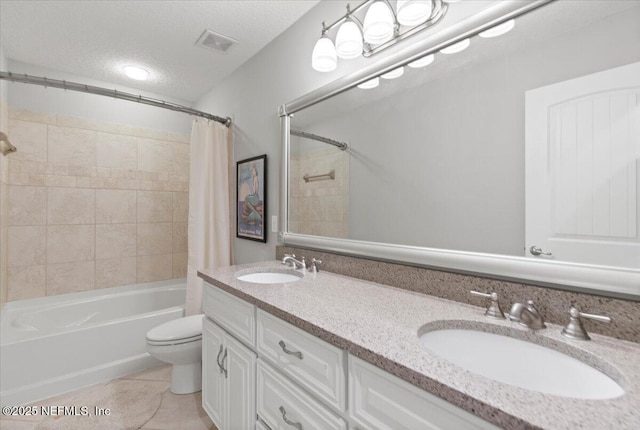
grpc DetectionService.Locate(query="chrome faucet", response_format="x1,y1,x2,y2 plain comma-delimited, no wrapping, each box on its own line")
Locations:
509,300,546,330
561,306,611,341
282,254,306,270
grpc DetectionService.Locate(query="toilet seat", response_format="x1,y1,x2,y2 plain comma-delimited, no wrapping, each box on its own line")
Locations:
146,314,203,346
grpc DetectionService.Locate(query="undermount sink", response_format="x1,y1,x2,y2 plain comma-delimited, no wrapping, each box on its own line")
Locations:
236,268,303,284
419,328,624,400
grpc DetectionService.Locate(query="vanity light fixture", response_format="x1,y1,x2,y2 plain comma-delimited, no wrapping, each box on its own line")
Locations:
123,65,150,81
439,38,470,54
408,53,434,68
479,19,515,38
311,35,338,72
357,77,380,89
381,66,404,79
311,0,448,72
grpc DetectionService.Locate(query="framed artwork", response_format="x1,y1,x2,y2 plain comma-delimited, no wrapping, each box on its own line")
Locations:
236,154,267,242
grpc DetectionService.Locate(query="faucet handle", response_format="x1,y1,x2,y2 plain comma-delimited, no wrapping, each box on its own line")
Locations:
309,258,322,273
470,291,505,320
561,306,611,341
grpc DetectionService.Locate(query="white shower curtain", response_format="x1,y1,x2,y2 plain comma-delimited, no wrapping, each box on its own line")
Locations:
186,119,233,315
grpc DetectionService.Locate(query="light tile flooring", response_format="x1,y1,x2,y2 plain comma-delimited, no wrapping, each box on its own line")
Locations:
0,365,216,430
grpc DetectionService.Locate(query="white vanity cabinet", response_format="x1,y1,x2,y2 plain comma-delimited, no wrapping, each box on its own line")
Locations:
202,285,257,430
349,356,499,430
202,281,497,430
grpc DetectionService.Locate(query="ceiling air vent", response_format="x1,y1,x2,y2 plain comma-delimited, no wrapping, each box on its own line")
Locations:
195,29,238,54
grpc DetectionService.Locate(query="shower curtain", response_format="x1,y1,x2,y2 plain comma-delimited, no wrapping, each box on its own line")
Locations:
186,119,233,315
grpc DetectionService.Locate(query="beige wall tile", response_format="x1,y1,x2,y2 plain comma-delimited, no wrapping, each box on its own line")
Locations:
96,189,136,223
47,225,95,263
8,119,48,162
8,265,47,301
137,190,173,222
47,261,95,295
172,222,188,253
137,254,172,283
171,142,190,176
8,186,47,225
47,187,95,225
96,132,138,170
96,223,137,259
48,125,96,166
172,253,187,278
137,138,172,172
167,132,190,144
9,108,57,124
95,257,136,289
173,192,189,222
137,223,172,256
8,226,47,266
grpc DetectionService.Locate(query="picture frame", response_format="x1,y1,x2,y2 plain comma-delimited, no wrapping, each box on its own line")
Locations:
236,154,267,242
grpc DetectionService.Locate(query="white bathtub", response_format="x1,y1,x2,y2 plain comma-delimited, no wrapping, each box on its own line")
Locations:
0,279,186,406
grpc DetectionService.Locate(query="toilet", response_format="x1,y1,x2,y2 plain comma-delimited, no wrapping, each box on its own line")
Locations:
146,314,204,394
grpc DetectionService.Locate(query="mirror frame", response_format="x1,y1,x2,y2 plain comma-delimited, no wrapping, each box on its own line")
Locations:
279,0,640,299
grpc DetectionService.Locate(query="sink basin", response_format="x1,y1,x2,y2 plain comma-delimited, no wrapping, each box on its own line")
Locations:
419,328,624,399
236,269,303,284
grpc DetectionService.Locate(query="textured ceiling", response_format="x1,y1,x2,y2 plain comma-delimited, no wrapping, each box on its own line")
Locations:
0,0,320,102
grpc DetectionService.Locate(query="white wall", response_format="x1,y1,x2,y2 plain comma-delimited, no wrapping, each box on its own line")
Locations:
7,61,192,134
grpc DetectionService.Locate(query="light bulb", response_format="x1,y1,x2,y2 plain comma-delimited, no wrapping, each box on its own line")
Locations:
312,36,337,72
479,19,515,38
381,67,404,80
440,38,470,54
397,0,433,27
408,54,434,68
123,66,149,81
363,1,394,44
357,77,380,89
335,20,363,59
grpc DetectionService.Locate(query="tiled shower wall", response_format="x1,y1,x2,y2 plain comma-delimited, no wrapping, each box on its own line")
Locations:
0,94,9,306
4,108,190,302
289,147,349,238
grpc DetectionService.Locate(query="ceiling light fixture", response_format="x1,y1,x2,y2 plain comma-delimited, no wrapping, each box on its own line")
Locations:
123,65,150,81
381,66,404,79
311,0,448,72
440,38,470,54
479,19,515,38
357,77,380,89
408,54,434,68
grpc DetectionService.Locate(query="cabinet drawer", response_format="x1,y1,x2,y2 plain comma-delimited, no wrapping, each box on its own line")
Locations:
203,283,256,347
257,360,347,430
257,309,346,411
349,355,499,430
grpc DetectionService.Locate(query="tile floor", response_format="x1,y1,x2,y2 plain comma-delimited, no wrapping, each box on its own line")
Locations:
0,365,216,430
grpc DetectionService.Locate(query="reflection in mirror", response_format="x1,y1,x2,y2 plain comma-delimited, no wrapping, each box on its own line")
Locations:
288,0,640,271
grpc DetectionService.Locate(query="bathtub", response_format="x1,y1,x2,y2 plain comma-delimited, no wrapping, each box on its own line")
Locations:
0,279,186,406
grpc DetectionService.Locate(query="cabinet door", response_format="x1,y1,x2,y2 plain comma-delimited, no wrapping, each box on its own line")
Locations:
202,318,226,430
225,333,257,430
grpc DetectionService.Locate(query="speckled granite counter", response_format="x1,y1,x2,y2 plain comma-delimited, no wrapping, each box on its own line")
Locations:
198,261,640,430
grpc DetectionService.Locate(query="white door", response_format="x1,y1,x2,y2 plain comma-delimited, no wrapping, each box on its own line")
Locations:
225,333,256,430
525,62,640,268
202,318,226,429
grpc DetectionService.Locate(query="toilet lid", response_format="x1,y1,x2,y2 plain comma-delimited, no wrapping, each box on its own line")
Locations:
146,314,203,343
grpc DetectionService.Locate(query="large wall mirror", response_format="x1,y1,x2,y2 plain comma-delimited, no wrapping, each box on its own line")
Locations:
280,0,640,298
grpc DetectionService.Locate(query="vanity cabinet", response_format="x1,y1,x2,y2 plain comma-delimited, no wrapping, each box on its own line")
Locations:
202,281,496,430
202,317,256,430
349,356,499,430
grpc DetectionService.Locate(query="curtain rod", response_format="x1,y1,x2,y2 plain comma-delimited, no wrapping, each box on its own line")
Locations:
0,71,232,127
291,129,348,151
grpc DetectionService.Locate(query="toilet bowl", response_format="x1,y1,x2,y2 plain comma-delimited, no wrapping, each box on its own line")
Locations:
146,314,204,394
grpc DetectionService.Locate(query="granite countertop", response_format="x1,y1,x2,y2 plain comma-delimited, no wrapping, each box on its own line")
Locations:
198,261,640,430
